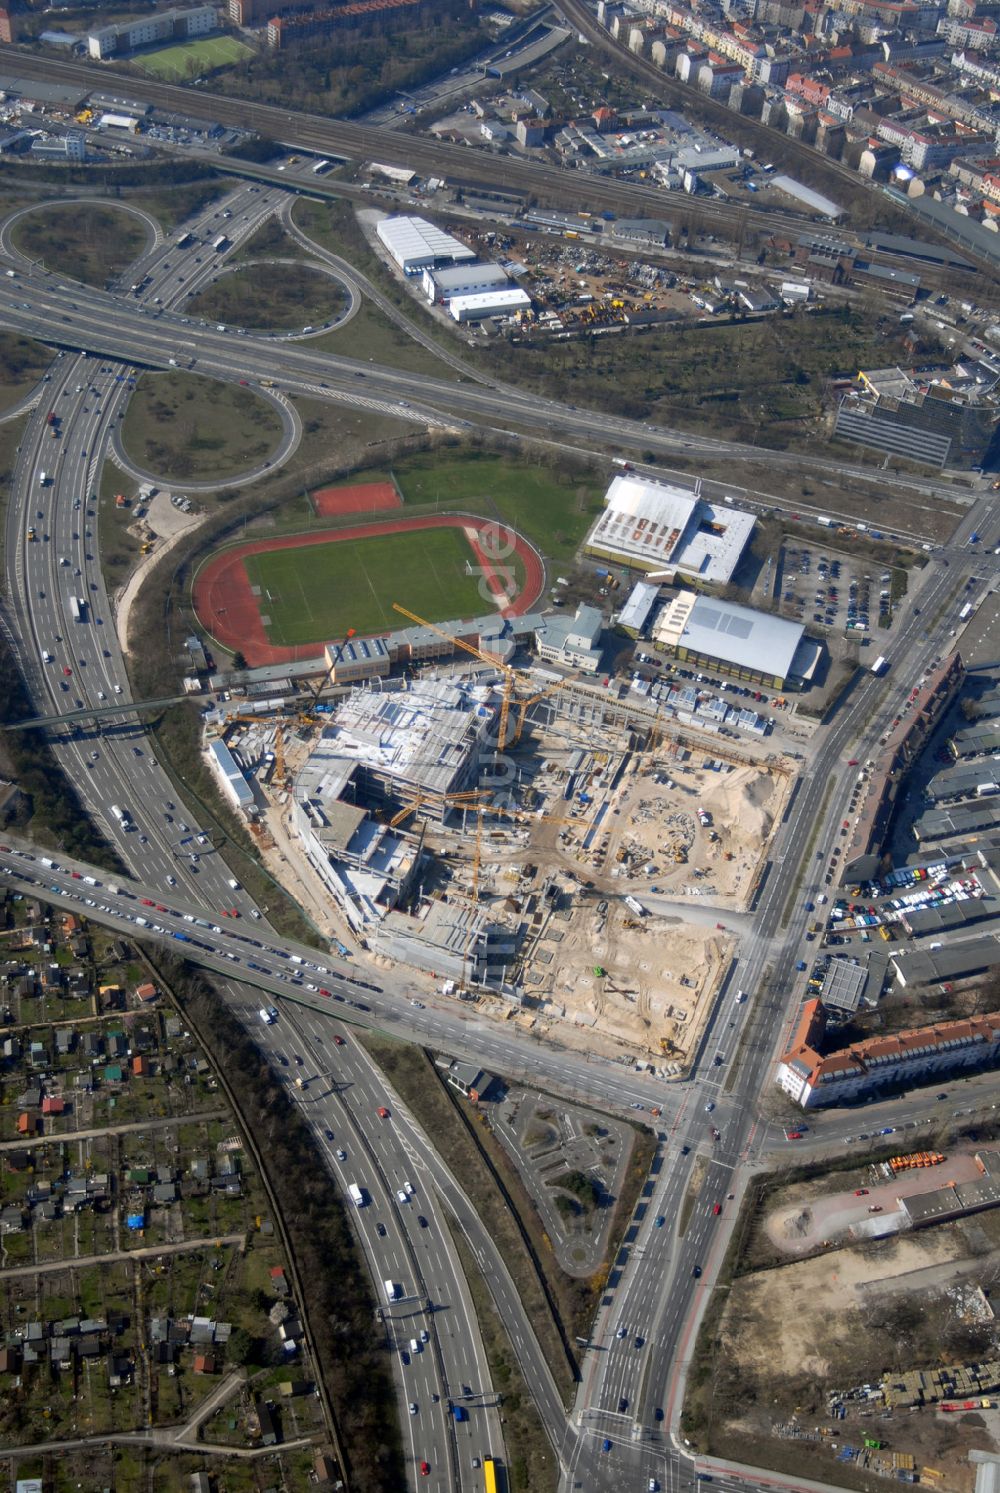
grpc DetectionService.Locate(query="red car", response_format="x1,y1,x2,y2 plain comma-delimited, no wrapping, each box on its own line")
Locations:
155,904,166,912
63,667,72,677
420,1464,430,1478
230,908,239,918
71,871,81,880
333,1035,345,1046
319,988,332,998
785,1130,803,1140
712,1203,722,1216
377,1107,390,1119
141,898,154,907
847,758,858,766
854,1188,868,1196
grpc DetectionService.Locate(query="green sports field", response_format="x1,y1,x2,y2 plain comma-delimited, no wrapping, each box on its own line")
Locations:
244,527,494,647
138,34,252,80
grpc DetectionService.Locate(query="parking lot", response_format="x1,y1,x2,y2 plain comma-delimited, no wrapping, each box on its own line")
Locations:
776,541,903,641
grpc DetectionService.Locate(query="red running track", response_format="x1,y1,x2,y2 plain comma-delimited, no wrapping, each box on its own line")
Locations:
191,513,545,666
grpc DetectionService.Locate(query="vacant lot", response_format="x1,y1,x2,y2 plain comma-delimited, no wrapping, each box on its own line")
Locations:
136,32,253,79
245,523,490,644
187,261,344,332
121,371,284,482
0,332,51,413
490,306,918,449
11,203,150,288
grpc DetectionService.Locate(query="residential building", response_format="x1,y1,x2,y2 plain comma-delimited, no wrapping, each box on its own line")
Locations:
87,6,215,57
777,998,1000,1106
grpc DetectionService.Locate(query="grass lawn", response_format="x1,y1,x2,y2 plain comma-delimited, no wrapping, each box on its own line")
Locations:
310,300,460,381
128,179,231,233
388,449,604,564
137,33,252,79
245,525,492,645
0,333,51,414
121,371,284,482
10,203,150,288
186,261,344,331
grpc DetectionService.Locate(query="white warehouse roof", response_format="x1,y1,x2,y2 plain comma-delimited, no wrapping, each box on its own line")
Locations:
430,263,510,295
376,214,476,271
587,474,754,585
449,288,531,320
655,590,804,680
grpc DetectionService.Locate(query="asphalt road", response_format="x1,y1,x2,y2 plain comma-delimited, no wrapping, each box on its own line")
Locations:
3,170,999,1492
0,258,972,519
0,188,509,1492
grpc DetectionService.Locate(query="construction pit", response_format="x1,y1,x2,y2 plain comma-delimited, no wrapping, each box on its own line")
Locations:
210,701,792,1070
425,728,794,1069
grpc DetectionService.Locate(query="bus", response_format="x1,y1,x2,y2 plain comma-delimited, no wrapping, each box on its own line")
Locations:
870,655,888,676
311,158,332,175
959,601,974,621
70,596,86,623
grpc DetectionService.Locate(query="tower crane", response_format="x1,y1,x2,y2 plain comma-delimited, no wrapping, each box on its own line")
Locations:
298,626,356,722
391,603,517,751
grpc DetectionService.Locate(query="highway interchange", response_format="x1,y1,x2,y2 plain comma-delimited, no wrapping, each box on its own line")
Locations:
0,163,997,1493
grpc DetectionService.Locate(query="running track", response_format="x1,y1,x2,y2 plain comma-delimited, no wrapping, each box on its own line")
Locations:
192,513,546,666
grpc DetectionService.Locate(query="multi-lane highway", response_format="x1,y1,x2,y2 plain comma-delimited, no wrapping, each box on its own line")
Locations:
0,187,512,1492
1,161,997,1493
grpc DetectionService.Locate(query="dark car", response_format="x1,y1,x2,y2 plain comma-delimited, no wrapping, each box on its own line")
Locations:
618,1397,628,1413
692,1265,702,1278
654,1408,664,1422
418,1215,428,1228
377,1222,387,1237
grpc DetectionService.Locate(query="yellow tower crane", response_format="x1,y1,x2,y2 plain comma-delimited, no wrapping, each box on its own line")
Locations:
392,603,517,751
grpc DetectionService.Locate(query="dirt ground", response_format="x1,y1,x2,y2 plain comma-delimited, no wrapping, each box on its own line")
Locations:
713,1216,1000,1491
489,747,789,1064
523,902,731,1064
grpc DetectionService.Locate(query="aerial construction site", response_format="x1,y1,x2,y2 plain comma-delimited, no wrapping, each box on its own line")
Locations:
203,619,793,1071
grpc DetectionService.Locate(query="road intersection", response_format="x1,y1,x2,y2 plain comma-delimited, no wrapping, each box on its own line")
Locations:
0,174,996,1493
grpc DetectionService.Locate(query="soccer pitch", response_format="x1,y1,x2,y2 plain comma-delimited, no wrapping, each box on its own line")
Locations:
244,527,494,647
138,35,252,79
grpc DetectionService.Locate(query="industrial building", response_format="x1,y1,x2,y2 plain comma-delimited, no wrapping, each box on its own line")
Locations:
607,218,671,249
618,580,661,637
585,474,755,587
449,288,531,322
776,997,1000,1107
653,590,813,690
376,215,476,275
948,722,1000,760
206,739,255,817
87,5,215,57
890,937,1000,988
421,263,510,303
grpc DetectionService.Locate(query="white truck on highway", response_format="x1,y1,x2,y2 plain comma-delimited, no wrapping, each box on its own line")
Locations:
870,655,889,676
258,1006,278,1024
348,1183,366,1207
110,805,129,826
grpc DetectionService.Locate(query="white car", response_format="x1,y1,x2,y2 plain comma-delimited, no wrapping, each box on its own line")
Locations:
166,876,176,886
113,685,122,694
